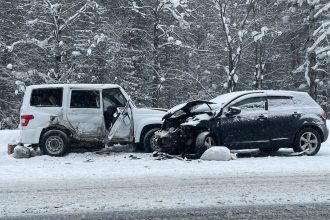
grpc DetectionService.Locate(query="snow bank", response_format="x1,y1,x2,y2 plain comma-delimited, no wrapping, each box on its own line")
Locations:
0,130,20,155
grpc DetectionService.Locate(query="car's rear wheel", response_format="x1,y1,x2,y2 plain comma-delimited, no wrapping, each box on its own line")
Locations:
195,133,215,158
41,130,70,156
143,128,160,153
293,128,321,156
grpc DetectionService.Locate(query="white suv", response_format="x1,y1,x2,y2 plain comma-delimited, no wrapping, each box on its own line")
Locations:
19,84,166,156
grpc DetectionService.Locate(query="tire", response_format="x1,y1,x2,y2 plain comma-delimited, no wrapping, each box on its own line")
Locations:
293,128,321,156
259,147,280,154
195,133,215,158
40,130,70,156
143,128,160,153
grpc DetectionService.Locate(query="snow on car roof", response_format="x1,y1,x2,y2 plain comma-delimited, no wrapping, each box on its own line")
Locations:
211,90,309,103
26,84,121,90
197,90,310,112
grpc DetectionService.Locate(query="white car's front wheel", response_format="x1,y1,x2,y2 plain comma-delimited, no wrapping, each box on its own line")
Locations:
143,128,160,153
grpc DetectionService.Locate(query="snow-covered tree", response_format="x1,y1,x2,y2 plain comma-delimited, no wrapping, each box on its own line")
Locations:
5,0,102,82
290,0,330,99
212,0,256,92
121,0,192,107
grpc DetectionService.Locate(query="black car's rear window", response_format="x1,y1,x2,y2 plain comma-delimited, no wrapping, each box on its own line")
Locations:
30,88,63,107
292,93,319,107
268,96,294,110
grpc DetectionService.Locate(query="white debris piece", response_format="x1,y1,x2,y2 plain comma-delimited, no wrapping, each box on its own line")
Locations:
201,146,233,161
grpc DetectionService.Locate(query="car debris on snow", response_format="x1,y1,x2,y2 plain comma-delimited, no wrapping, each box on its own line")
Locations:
200,146,237,161
152,151,192,161
12,144,40,159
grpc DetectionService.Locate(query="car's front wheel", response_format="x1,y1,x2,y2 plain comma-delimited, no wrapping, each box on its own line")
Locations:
195,133,215,158
41,130,70,156
143,128,160,153
293,128,321,156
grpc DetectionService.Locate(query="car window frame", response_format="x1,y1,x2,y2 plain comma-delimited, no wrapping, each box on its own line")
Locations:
69,89,101,109
222,94,268,116
30,87,63,108
267,95,295,111
102,88,128,110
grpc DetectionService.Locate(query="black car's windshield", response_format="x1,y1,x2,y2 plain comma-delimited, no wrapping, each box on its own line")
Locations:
193,91,248,113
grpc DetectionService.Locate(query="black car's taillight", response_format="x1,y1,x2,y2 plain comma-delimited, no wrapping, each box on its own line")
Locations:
321,111,328,120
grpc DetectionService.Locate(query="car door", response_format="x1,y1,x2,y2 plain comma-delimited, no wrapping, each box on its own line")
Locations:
103,88,134,143
66,89,105,140
266,96,300,146
219,95,271,149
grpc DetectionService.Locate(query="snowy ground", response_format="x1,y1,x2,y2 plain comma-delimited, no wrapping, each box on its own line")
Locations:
1,128,330,182
1,124,330,217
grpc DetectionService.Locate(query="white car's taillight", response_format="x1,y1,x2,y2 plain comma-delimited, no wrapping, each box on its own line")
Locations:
21,115,34,127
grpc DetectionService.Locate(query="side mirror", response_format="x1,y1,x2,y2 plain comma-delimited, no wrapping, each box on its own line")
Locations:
226,106,241,116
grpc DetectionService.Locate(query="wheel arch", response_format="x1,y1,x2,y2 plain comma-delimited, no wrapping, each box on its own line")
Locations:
139,124,162,144
39,125,73,143
295,124,324,142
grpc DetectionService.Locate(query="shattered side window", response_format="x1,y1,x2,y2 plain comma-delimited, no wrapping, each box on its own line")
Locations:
232,97,266,112
70,90,100,108
102,88,127,109
30,88,63,107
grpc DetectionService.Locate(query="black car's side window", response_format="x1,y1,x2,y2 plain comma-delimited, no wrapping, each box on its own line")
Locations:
268,96,294,110
232,97,267,112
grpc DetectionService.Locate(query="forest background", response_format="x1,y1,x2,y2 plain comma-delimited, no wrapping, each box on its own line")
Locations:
1,0,330,129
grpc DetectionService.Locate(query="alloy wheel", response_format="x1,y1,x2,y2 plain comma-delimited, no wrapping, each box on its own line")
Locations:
299,131,318,153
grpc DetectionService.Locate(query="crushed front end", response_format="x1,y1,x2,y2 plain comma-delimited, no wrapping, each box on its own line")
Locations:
154,100,215,155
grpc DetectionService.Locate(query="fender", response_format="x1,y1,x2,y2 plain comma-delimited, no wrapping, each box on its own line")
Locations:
134,118,162,143
131,107,166,143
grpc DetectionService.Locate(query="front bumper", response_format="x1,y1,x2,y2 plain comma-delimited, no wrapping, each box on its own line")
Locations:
321,123,329,142
154,129,184,154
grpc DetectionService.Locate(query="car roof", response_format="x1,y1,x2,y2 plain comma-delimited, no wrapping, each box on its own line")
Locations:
226,90,308,97
26,84,121,90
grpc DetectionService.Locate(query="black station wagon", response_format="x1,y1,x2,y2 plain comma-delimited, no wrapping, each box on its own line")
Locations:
154,90,329,157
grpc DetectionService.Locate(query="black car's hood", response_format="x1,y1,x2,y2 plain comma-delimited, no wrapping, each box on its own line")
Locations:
162,100,215,121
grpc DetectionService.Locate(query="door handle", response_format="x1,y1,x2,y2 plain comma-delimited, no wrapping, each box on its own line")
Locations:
258,114,267,121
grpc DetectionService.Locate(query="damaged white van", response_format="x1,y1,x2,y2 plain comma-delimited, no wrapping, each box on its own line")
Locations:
19,84,166,156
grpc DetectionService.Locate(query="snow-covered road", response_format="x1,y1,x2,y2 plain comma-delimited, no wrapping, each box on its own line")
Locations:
1,125,330,218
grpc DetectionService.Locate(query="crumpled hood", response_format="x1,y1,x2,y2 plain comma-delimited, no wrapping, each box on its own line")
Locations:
162,100,215,121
